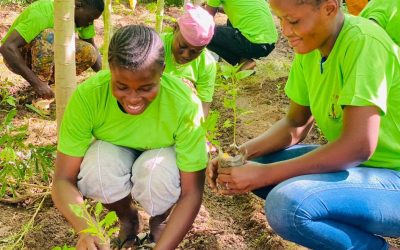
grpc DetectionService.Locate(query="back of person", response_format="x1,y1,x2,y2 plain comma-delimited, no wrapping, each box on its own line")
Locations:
208,0,278,44
1,0,54,44
360,0,400,47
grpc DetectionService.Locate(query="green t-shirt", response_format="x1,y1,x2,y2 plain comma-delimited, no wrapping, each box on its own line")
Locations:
360,0,400,47
285,15,400,171
58,70,208,172
206,0,278,44
161,32,217,102
1,0,95,44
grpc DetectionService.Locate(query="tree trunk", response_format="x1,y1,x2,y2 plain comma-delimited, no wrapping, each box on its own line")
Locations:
155,0,165,33
54,0,77,133
102,0,113,69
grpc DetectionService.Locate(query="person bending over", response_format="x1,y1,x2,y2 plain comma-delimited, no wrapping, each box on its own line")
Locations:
205,0,278,71
0,0,104,99
52,25,207,250
162,3,216,116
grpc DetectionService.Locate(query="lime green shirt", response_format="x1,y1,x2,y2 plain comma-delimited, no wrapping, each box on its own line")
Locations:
285,15,400,170
58,70,208,172
360,0,400,47
206,0,278,44
1,0,95,44
161,32,216,102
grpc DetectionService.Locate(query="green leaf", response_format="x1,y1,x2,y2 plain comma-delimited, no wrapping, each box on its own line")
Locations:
25,104,48,117
102,211,118,229
81,228,98,235
223,119,232,128
223,98,235,109
95,202,103,218
236,70,254,80
4,109,17,126
107,227,119,237
69,204,84,218
0,147,16,162
6,96,16,107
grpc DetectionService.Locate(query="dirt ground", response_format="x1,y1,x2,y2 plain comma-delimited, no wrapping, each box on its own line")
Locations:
0,2,399,250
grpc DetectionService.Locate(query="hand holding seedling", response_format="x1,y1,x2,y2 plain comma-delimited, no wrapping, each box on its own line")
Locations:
206,157,219,192
76,233,111,250
216,161,266,195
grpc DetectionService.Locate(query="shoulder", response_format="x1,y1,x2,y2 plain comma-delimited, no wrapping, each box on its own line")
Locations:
160,73,202,107
339,15,395,51
75,70,111,100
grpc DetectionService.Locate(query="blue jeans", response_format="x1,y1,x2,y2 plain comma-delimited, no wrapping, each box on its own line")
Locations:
252,145,400,250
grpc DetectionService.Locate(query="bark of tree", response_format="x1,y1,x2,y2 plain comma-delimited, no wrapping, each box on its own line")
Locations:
54,0,77,133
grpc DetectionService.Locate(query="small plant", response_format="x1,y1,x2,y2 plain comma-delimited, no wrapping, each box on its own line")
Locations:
201,110,221,154
69,201,119,247
216,63,254,168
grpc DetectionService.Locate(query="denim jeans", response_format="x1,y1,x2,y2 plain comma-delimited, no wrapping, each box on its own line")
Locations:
252,144,400,250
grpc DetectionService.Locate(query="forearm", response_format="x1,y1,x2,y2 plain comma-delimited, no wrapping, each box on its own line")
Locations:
256,137,371,187
0,45,43,87
202,102,211,117
155,192,203,250
243,117,313,160
51,179,91,233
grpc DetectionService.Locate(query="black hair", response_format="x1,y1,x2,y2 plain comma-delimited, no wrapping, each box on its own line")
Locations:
108,25,165,71
78,0,105,13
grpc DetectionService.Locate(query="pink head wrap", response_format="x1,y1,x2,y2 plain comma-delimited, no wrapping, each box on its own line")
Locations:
177,3,215,47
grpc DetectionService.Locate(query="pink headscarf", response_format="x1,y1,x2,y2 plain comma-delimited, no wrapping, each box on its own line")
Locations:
177,3,215,47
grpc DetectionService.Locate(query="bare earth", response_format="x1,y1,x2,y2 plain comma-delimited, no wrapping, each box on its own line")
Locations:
0,2,398,250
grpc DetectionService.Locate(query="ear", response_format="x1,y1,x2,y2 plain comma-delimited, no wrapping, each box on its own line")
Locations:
322,0,339,17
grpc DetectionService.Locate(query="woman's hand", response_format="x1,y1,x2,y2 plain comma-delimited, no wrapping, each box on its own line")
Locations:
216,161,266,195
76,233,110,250
206,157,219,192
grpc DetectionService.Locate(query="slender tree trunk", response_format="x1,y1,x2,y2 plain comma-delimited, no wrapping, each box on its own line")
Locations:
54,0,76,132
155,0,165,33
102,0,112,69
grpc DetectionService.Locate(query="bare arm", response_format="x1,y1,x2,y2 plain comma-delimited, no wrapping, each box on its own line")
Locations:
52,151,108,249
82,37,102,72
155,169,205,250
0,31,54,99
243,100,314,159
204,4,218,17
217,105,381,193
202,102,211,117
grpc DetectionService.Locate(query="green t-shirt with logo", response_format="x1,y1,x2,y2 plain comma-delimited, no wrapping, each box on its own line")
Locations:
58,70,208,172
206,0,278,44
1,0,95,44
285,15,400,171
161,32,216,102
360,0,400,47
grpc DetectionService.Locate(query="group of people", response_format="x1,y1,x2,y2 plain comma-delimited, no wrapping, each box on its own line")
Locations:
1,0,399,249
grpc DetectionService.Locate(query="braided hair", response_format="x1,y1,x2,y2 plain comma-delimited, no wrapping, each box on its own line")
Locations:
108,25,165,71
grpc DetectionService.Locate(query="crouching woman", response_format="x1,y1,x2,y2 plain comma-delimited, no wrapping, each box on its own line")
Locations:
52,25,207,250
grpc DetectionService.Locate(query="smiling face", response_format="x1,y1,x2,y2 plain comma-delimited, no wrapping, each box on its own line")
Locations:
110,62,163,115
270,0,341,55
172,31,205,64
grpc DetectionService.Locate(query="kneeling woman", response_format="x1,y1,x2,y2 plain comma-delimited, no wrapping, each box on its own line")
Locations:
52,25,207,249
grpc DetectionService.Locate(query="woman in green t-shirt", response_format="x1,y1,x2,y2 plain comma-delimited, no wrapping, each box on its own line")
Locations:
0,0,104,99
52,25,208,250
207,0,400,249
162,3,216,116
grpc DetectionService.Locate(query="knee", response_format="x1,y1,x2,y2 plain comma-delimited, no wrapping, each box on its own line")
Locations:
131,147,180,217
265,178,317,239
77,141,135,204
